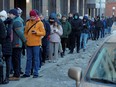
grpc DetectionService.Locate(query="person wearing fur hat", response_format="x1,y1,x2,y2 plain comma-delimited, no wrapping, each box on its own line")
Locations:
22,10,45,78
8,9,26,81
0,10,7,21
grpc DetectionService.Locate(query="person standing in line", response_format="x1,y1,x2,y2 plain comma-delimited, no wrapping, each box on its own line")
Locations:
94,16,104,40
0,10,13,84
16,7,24,74
39,13,51,65
57,13,62,22
0,10,7,84
107,16,113,34
22,10,45,78
68,12,73,23
69,13,83,53
101,16,106,38
80,16,89,52
61,15,71,56
8,9,26,81
49,19,63,63
67,12,73,50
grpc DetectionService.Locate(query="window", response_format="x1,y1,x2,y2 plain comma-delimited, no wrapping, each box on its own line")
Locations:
88,43,116,83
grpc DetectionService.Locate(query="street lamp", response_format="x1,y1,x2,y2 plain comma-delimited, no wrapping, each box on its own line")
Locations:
112,7,115,16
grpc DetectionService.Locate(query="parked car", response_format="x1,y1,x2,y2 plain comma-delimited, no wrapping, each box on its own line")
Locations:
68,32,116,87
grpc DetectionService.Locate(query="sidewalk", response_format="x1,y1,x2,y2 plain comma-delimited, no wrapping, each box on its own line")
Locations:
0,37,107,87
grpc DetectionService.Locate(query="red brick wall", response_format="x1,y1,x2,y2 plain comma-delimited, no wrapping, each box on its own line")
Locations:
105,2,116,17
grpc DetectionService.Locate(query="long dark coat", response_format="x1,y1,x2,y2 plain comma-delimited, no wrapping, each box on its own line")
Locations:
0,19,7,44
2,18,13,56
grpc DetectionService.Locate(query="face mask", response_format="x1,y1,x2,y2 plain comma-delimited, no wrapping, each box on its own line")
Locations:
0,17,6,21
49,21,55,24
74,16,78,19
62,17,66,22
83,19,87,22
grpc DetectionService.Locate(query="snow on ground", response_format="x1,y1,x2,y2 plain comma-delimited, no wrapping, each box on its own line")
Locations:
1,36,108,87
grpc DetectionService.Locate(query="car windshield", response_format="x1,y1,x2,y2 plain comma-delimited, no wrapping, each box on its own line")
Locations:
88,42,116,84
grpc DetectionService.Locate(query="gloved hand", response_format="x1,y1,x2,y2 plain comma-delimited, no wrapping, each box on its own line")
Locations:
22,42,26,56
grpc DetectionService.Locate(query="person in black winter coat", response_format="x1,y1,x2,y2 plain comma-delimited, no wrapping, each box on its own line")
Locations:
1,14,13,84
69,13,83,53
0,17,7,85
67,13,73,49
40,14,51,64
0,10,11,84
107,17,113,34
94,16,104,40
68,12,73,23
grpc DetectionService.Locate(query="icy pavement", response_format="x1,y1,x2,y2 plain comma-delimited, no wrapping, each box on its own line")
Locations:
1,37,108,87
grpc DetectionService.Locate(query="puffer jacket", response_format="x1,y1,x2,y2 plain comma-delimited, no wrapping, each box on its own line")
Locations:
24,18,46,46
61,20,71,38
50,25,63,43
0,19,7,44
12,16,26,48
71,13,83,35
2,18,13,56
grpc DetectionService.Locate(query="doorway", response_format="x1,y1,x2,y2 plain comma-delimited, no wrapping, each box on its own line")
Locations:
14,0,26,22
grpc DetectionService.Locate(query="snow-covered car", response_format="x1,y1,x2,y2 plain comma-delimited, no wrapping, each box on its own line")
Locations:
68,33,116,87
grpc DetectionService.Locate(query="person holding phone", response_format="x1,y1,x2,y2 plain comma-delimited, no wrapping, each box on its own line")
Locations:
49,19,63,63
22,10,45,78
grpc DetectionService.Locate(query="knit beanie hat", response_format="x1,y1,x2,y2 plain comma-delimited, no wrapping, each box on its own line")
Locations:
29,10,37,17
0,10,7,19
9,9,18,17
34,9,40,16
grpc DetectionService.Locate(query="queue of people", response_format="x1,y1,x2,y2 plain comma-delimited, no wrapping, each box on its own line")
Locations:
0,8,114,85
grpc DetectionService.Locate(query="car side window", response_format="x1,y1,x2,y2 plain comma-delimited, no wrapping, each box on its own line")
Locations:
89,44,116,82
112,49,116,71
90,48,108,78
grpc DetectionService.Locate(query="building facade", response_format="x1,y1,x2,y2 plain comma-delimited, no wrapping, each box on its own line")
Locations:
105,0,116,17
0,0,105,21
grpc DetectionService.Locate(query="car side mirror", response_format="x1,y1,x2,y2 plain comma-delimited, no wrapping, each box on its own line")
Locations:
68,67,82,87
